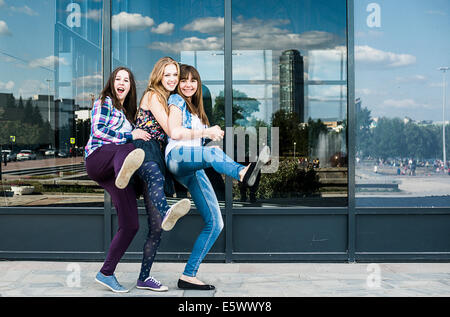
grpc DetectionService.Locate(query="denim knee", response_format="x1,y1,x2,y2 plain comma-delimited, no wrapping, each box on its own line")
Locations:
204,212,223,238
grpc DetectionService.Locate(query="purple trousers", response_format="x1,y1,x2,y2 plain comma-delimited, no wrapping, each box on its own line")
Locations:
86,143,139,276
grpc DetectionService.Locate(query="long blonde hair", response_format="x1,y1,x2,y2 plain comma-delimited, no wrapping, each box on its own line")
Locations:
138,56,180,119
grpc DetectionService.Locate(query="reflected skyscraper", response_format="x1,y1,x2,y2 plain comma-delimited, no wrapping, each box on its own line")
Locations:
279,49,305,122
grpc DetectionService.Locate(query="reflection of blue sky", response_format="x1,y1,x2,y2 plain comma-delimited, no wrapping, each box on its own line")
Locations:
355,0,450,122
0,0,56,97
2,1,448,124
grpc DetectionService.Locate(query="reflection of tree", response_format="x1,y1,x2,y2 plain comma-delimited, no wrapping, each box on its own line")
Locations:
356,107,372,158
271,109,305,157
271,109,329,158
211,89,260,127
357,106,447,160
0,95,53,147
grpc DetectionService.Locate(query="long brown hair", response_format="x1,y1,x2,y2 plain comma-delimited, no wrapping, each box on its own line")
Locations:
138,56,180,119
177,64,209,126
99,66,137,123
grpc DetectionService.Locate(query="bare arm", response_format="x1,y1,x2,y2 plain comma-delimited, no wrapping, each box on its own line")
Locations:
142,92,170,134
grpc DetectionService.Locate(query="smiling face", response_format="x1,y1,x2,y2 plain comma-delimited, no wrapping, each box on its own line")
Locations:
114,69,131,105
161,63,178,92
179,72,198,100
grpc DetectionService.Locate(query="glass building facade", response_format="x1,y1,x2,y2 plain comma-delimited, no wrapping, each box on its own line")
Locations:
0,0,449,262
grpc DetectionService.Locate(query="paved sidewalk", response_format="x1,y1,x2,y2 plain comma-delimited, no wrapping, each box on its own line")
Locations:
0,261,449,297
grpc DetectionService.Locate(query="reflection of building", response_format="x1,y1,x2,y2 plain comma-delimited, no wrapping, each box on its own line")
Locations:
279,49,305,121
32,95,55,129
54,0,101,150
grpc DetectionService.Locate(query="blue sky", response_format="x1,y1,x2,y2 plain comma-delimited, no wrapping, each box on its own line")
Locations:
354,0,450,122
1,0,449,123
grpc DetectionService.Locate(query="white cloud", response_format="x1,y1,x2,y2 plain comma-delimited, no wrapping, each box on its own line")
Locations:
112,12,154,31
75,74,102,88
85,9,101,21
151,22,175,34
0,0,5,7
9,5,38,16
425,10,447,16
150,36,223,52
356,88,374,96
0,80,14,90
395,75,427,83
0,20,11,36
17,79,48,98
183,17,224,34
355,45,416,67
382,99,418,108
150,16,339,53
28,56,68,69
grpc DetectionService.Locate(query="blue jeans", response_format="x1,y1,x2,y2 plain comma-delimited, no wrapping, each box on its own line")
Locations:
166,146,244,277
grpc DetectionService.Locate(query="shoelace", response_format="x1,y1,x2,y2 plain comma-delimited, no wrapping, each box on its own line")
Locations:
110,275,125,289
147,276,162,286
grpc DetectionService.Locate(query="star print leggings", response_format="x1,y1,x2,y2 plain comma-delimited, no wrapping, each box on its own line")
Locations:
136,160,170,282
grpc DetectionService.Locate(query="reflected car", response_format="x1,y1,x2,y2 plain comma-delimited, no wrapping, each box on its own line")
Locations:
16,150,37,161
57,150,68,158
45,149,56,156
1,150,17,162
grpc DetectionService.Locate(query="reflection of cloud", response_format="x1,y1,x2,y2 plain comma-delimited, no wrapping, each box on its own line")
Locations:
355,45,416,67
356,88,374,96
0,80,14,90
85,9,101,21
382,99,418,108
0,20,11,36
151,22,175,34
150,16,339,53
29,56,68,68
112,12,154,31
425,10,447,16
9,5,38,16
17,79,47,98
395,75,426,83
183,17,224,34
75,74,102,88
150,36,223,52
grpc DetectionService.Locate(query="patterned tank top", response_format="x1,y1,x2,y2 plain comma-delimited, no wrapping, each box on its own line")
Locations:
135,107,167,144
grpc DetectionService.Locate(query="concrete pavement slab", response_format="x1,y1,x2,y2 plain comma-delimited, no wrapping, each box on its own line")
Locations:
0,261,449,297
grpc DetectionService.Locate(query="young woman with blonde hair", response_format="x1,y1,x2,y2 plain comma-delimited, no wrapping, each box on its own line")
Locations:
132,56,191,292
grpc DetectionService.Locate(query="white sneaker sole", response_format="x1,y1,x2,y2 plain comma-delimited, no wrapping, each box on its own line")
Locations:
95,277,129,293
247,145,270,187
136,285,169,292
161,198,191,231
115,148,145,189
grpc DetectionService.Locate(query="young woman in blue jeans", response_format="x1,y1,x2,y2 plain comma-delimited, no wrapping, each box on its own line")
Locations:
165,64,270,290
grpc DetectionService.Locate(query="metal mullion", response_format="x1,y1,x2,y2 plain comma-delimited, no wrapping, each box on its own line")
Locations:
102,0,112,253
224,0,233,263
346,0,356,263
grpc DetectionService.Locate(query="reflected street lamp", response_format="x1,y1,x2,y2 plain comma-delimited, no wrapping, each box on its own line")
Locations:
46,79,52,124
438,67,449,170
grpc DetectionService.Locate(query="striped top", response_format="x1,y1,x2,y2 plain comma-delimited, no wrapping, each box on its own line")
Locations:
84,96,133,158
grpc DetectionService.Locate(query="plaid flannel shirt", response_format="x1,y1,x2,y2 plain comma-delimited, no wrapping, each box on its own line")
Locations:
84,96,133,158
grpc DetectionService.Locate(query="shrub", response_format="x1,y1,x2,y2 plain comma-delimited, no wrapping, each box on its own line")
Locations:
234,158,320,200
